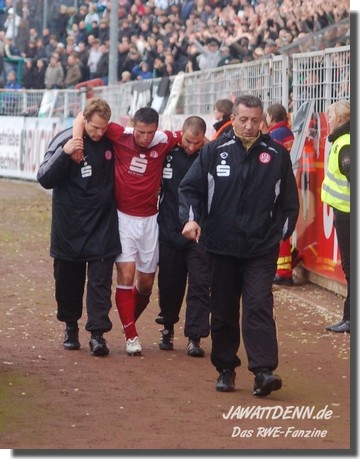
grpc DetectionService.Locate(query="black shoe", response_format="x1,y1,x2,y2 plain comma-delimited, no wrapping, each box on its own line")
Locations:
216,369,236,392
325,320,350,333
187,337,205,357
155,314,165,325
253,370,282,396
89,334,109,356
63,326,80,350
274,274,293,286
159,328,174,350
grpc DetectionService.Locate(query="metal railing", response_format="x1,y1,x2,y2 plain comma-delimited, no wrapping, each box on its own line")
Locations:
0,45,350,119
291,46,350,113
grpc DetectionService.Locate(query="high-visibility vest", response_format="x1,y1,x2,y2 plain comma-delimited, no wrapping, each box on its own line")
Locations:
321,133,350,213
301,137,316,172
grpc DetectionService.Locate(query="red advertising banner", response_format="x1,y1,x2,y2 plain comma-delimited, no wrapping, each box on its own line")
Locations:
292,111,345,285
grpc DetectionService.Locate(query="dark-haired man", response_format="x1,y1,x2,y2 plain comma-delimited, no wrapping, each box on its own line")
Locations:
179,95,299,396
157,116,210,356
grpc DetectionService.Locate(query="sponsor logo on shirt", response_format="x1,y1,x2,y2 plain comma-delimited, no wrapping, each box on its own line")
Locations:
81,160,92,177
163,162,173,179
217,164,230,176
129,155,148,174
217,151,230,176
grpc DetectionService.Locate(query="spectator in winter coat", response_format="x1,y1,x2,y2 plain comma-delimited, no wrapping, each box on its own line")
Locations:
94,42,109,84
44,52,65,89
64,51,82,88
34,58,46,89
131,60,153,80
22,58,38,89
212,98,234,140
75,41,90,82
194,37,223,71
3,69,22,114
4,7,21,40
87,38,102,79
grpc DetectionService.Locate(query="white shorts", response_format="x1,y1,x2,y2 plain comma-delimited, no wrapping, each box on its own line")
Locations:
116,210,159,273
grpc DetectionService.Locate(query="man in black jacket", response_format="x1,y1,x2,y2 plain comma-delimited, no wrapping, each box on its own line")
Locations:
157,116,210,357
179,95,299,396
37,98,121,357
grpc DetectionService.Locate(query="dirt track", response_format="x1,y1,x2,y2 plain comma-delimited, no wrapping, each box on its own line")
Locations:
0,178,351,455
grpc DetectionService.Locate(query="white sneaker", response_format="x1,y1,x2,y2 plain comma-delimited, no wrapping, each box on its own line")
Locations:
126,336,142,356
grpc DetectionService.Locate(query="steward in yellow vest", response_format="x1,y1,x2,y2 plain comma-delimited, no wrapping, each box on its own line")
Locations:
321,100,350,333
321,130,350,212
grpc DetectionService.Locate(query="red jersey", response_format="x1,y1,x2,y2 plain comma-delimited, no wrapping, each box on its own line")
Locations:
106,123,180,216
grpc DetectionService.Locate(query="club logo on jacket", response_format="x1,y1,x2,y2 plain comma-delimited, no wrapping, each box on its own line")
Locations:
259,152,271,164
104,150,112,160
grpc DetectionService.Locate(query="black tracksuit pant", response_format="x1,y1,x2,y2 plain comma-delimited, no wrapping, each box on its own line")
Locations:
209,245,279,375
334,209,350,321
158,240,210,338
54,257,115,333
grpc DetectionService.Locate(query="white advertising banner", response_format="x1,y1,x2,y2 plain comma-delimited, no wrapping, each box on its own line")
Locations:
0,117,66,181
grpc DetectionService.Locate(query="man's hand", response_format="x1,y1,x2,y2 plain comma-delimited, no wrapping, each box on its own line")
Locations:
63,137,84,163
182,221,201,242
71,150,85,164
70,112,86,163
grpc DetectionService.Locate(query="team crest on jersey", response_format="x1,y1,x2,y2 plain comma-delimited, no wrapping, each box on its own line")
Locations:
149,150,159,158
259,152,271,164
104,150,112,160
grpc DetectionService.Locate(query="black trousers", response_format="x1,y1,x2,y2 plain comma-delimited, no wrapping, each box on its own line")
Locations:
334,210,350,321
54,257,115,333
209,245,279,375
158,240,210,338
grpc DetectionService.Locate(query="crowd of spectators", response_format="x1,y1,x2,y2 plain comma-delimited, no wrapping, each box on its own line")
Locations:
0,0,350,89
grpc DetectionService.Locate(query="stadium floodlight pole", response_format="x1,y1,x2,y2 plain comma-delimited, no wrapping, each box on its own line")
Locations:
43,0,48,30
108,0,119,85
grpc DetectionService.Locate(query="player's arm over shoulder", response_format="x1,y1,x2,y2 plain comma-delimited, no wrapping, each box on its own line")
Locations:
148,129,182,149
106,122,126,144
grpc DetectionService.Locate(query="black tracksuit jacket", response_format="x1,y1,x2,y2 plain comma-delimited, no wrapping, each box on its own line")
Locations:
179,130,299,258
158,145,201,248
37,128,121,262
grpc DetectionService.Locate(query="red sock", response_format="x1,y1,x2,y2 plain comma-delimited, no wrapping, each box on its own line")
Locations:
276,239,292,278
133,286,151,321
115,288,138,340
